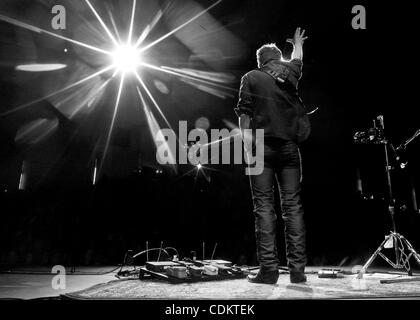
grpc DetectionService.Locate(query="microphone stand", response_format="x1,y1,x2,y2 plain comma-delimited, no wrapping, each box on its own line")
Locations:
395,129,420,153
357,117,420,279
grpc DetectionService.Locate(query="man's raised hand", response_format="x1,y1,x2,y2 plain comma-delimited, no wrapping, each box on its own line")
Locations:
287,27,308,45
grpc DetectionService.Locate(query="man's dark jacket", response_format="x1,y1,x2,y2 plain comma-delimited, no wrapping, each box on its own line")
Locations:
235,59,310,143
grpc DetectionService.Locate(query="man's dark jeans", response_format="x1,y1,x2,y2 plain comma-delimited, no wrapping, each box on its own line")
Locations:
250,138,306,273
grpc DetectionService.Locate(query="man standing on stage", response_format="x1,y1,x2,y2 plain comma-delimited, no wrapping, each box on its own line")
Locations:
235,28,310,284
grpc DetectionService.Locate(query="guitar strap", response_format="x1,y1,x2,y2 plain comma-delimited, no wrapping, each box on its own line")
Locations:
260,67,305,109
261,67,290,85
259,64,319,115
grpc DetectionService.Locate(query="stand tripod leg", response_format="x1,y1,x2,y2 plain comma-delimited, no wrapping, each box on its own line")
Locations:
357,236,390,279
402,237,420,266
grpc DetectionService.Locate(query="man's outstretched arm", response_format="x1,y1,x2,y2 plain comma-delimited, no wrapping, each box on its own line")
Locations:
235,74,254,151
287,27,308,61
239,114,252,150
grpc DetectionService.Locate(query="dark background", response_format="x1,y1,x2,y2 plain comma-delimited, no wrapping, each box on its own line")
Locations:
0,0,419,268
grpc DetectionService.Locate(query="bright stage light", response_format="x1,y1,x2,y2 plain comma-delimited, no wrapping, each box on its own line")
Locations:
111,44,142,73
197,164,202,170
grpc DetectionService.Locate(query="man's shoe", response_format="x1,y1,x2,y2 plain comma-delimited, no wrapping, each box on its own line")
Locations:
290,271,307,283
247,270,279,284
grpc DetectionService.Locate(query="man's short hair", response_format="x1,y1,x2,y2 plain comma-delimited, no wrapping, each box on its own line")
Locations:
256,43,282,68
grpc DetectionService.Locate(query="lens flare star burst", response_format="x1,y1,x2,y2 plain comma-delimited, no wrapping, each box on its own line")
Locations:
0,0,227,176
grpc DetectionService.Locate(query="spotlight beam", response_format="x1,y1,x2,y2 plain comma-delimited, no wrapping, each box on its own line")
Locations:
102,73,125,172
84,0,119,46
136,87,177,172
55,86,84,109
134,10,163,48
140,62,235,92
134,71,172,131
157,66,272,101
134,26,151,50
127,0,137,43
0,65,114,117
0,14,111,55
138,0,223,52
162,66,234,84
69,78,112,118
88,78,112,106
134,72,188,159
150,65,278,102
136,86,149,115
106,7,122,43
136,87,161,141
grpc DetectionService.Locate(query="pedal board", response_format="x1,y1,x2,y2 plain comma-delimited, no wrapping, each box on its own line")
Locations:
166,266,188,279
201,260,232,267
146,261,181,272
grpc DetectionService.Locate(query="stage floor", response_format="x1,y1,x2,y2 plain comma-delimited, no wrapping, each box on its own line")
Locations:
0,266,117,300
1,266,420,300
